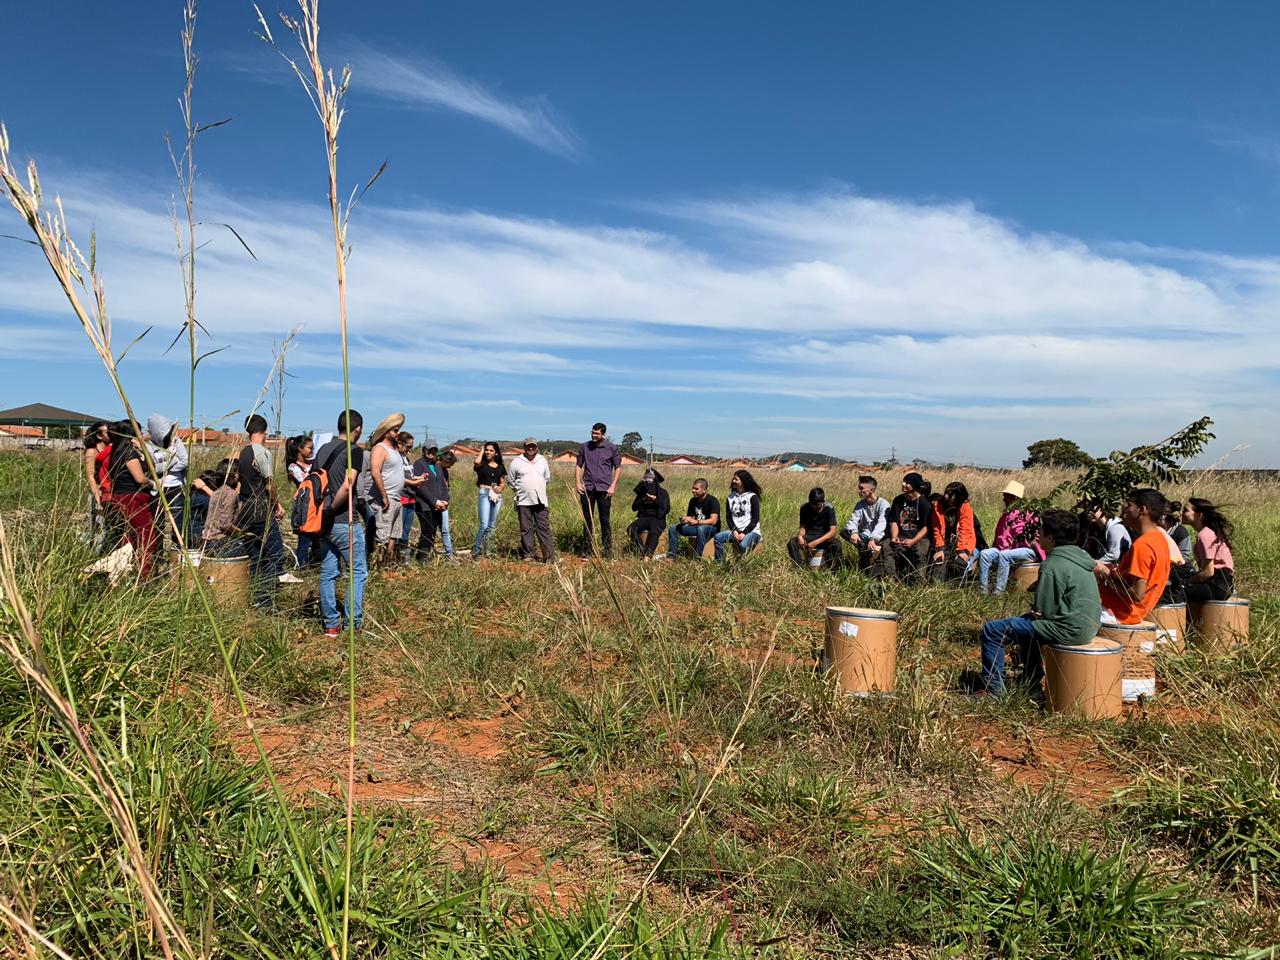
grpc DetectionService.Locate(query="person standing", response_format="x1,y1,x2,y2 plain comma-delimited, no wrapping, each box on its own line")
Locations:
83,421,115,553
575,422,621,558
105,420,159,579
411,440,450,561
395,432,419,556
437,449,459,561
146,415,190,547
286,434,320,567
840,475,890,575
471,441,506,559
315,410,367,638
236,414,288,607
882,472,932,582
367,413,406,567
628,467,670,559
660,479,721,561
714,470,763,561
507,438,555,562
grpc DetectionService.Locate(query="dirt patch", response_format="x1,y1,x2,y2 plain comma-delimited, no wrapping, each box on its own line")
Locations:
412,716,514,760
971,725,1130,805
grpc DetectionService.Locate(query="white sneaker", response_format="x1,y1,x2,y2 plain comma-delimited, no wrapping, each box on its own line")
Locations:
278,572,304,584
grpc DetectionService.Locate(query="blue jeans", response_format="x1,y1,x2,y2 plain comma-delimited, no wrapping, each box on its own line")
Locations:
713,529,761,561
320,520,367,630
399,507,415,550
977,546,1038,594
440,508,454,557
473,490,502,557
667,523,714,560
980,615,1040,693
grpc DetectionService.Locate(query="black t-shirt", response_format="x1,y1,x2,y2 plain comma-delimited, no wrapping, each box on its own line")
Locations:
236,445,271,504
890,493,927,539
684,494,721,531
108,444,146,496
313,438,366,502
474,461,504,487
800,502,836,539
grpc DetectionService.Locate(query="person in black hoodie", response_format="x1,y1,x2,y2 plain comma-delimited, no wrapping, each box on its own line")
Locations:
628,468,670,559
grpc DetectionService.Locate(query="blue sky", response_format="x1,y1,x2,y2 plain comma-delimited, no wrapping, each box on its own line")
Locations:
2,1,1279,465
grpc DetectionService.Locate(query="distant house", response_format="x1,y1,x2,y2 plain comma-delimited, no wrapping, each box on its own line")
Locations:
620,452,647,467
450,443,480,458
552,450,577,464
783,460,810,472
0,425,44,439
727,458,754,468
663,454,704,467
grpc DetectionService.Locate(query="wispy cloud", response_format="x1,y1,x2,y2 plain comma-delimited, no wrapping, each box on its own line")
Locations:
347,42,582,160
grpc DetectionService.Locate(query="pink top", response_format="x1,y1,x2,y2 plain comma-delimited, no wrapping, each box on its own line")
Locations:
992,507,1046,560
1194,527,1233,574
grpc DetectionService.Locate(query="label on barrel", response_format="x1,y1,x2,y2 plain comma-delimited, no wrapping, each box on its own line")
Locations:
1140,641,1155,653
1156,629,1177,646
839,621,860,638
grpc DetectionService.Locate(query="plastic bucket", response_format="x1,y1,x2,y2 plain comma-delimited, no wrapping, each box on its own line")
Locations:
1098,621,1158,702
823,607,898,695
1010,562,1040,592
1149,603,1187,654
1043,637,1123,719
809,550,825,569
1190,598,1249,651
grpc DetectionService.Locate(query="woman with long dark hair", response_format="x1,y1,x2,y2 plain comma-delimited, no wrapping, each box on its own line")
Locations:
472,441,506,558
931,481,976,581
285,434,319,566
715,469,763,561
105,420,158,578
1182,498,1235,602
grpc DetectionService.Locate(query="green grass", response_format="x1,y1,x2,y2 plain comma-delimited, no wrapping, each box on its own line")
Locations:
2,449,1279,957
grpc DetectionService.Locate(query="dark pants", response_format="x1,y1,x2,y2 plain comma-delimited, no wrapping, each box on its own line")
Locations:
931,548,973,583
188,491,209,544
413,508,441,561
980,615,1042,694
579,489,613,556
629,516,665,556
241,517,284,606
1159,562,1192,604
845,535,889,576
517,503,556,562
1185,568,1234,603
787,536,844,570
883,539,931,582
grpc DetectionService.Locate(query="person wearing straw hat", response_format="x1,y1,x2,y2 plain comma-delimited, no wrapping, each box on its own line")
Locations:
368,412,407,567
973,480,1044,594
507,437,556,562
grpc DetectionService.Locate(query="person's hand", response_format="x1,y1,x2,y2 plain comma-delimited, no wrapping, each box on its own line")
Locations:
645,493,657,501
274,503,285,520
606,486,616,497
1028,611,1044,620
733,531,743,542
437,500,448,510
933,550,945,562
575,481,586,495
869,541,881,554
382,497,391,512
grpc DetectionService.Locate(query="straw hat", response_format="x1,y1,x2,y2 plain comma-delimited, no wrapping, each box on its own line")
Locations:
1002,480,1026,499
370,412,405,445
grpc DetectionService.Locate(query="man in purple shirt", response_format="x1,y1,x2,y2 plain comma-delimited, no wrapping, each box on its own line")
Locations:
575,421,622,557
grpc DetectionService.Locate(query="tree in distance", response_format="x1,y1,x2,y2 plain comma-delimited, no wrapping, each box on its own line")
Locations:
1023,438,1095,469
620,431,647,457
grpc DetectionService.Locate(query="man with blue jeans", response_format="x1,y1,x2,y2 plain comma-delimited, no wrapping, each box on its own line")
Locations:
978,508,1101,695
236,414,285,608
315,410,368,638
661,478,720,560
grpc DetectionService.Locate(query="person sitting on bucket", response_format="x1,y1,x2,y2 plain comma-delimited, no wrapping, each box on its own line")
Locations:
788,487,841,570
976,509,1100,696
1098,488,1173,626
658,478,720,560
714,469,763,561
839,475,889,575
972,480,1044,594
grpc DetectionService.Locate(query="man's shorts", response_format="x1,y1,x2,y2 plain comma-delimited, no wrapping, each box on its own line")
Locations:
371,500,403,543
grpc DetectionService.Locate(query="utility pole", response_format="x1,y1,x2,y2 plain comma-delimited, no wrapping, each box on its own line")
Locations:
649,433,655,466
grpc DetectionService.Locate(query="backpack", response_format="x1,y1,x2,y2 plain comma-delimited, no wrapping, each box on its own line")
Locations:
291,442,348,535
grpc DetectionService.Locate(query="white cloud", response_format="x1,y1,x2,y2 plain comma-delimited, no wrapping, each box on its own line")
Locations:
3,172,1279,461
347,43,582,160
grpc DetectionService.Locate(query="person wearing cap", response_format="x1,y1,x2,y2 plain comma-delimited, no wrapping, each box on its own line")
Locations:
410,439,450,561
882,472,932,582
507,438,555,562
368,412,407,566
575,422,622,558
974,480,1045,594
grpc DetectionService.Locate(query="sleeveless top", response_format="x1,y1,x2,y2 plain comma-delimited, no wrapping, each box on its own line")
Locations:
96,444,113,496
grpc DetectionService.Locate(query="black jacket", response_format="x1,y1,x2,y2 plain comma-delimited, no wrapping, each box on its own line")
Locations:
632,481,670,522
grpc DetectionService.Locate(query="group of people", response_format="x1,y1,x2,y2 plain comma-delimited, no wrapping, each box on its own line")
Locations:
83,413,1241,669
976,487,1237,696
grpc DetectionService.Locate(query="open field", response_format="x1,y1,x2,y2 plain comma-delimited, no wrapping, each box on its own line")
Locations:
1,450,1278,958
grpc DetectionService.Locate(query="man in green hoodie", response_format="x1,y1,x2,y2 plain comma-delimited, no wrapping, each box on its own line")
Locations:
978,508,1101,695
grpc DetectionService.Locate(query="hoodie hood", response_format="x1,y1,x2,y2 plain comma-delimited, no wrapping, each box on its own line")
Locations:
147,414,176,447
1052,544,1096,572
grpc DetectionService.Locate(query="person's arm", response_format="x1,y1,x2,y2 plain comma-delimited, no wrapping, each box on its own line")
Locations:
956,504,976,558
607,448,621,497
841,506,858,541
574,449,586,495
748,494,760,532
539,457,551,484
85,448,102,506
931,503,946,560
125,456,151,488
869,501,888,544
370,444,390,509
796,508,809,547
810,508,838,548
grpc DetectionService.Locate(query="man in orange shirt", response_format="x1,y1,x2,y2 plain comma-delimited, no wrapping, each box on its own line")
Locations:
1098,488,1172,625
